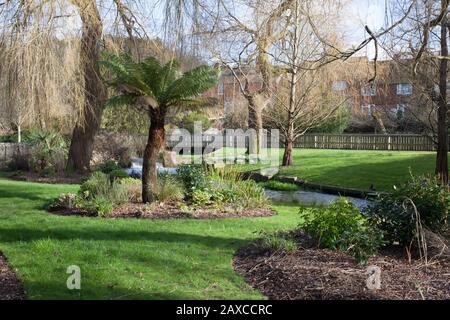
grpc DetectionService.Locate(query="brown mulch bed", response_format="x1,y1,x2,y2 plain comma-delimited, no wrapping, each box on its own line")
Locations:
8,171,86,185
52,202,276,220
0,253,25,300
233,234,450,300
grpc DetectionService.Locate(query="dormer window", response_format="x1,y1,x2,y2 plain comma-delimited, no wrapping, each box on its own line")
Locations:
397,83,412,96
361,84,376,96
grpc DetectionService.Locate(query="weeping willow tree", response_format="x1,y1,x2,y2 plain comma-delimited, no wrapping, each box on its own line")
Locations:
0,0,151,171
0,0,215,176
0,1,84,141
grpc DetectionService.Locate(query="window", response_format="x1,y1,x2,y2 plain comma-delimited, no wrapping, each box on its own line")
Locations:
361,84,376,96
394,104,406,119
397,83,412,96
361,104,374,116
332,81,348,91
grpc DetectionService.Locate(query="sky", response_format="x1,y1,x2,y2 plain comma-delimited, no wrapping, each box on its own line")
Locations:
343,0,388,59
59,0,390,59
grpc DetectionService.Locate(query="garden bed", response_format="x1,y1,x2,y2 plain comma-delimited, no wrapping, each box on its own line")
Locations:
0,253,25,300
233,234,450,300
8,171,86,185
51,202,276,220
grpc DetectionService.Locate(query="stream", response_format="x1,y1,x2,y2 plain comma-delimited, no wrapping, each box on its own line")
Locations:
124,157,373,209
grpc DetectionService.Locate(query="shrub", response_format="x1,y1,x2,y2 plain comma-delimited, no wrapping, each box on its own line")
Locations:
366,175,449,246
96,160,122,174
7,154,30,171
263,180,299,192
176,111,211,134
156,176,185,202
206,167,268,209
300,198,384,264
177,164,209,197
27,130,68,174
79,172,112,200
120,178,142,202
47,193,78,211
78,172,129,214
110,169,129,181
176,165,269,209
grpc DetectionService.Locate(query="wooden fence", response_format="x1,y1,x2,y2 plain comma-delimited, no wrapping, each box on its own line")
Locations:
293,134,437,151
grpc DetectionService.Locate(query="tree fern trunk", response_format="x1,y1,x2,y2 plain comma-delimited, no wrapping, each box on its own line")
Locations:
142,111,165,203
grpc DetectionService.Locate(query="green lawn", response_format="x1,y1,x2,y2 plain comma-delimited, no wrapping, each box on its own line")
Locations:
0,176,300,300
220,149,443,191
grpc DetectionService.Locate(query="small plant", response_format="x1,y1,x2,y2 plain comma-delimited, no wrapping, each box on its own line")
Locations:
192,189,213,206
120,178,142,202
366,175,449,246
84,197,115,216
156,176,185,202
300,198,383,264
233,180,269,209
263,180,299,192
260,232,298,253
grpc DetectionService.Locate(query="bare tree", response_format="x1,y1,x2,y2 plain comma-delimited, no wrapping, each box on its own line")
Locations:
207,0,295,154
380,0,450,184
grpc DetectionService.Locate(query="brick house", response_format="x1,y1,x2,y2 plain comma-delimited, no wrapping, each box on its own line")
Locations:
204,57,429,132
202,66,264,117
331,58,415,119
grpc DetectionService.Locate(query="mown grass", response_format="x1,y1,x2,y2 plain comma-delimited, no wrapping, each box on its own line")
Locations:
0,176,300,300
213,148,443,191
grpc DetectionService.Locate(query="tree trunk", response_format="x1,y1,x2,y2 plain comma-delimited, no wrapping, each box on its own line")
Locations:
248,100,263,155
283,1,299,168
67,0,107,172
142,110,166,203
17,125,21,143
282,139,293,166
436,19,449,185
